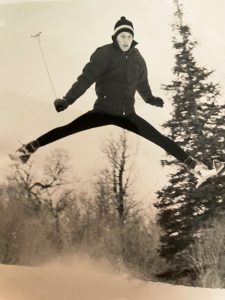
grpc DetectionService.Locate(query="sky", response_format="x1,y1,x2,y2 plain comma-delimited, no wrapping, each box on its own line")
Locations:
0,0,225,203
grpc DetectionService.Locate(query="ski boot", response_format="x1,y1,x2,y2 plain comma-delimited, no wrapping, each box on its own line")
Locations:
9,140,40,164
184,156,225,188
195,160,225,187
193,162,217,188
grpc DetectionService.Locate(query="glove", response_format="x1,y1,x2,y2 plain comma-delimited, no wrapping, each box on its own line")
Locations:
54,98,69,112
147,96,164,108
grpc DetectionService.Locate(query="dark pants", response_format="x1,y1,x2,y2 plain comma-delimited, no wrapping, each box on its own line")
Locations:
37,110,189,162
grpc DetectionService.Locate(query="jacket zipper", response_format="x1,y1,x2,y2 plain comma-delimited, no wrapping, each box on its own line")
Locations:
123,55,128,116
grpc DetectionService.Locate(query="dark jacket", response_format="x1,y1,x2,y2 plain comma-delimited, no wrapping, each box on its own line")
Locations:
64,39,154,116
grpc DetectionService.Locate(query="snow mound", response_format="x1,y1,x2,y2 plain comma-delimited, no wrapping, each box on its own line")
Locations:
0,255,224,300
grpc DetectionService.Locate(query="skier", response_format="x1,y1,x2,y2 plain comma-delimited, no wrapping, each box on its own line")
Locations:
10,17,224,187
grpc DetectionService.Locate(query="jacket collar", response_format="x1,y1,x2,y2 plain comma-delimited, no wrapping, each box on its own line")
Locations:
111,36,138,53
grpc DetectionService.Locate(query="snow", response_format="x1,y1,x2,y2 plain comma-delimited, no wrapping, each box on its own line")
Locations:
0,255,224,300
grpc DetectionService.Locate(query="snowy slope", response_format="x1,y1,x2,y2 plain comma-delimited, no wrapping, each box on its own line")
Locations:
0,256,224,300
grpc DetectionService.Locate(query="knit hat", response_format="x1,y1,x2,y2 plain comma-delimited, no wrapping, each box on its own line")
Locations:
113,16,134,39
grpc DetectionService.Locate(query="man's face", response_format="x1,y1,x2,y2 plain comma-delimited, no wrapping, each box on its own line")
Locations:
116,32,133,52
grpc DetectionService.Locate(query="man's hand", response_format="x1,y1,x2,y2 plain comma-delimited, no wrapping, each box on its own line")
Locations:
147,96,164,108
54,98,69,112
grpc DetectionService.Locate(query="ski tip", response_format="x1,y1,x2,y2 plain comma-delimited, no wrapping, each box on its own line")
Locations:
196,178,209,188
196,180,203,188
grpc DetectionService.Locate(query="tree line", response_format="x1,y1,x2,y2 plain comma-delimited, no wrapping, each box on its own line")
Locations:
0,138,165,281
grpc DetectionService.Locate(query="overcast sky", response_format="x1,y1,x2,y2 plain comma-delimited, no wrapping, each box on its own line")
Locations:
0,0,224,202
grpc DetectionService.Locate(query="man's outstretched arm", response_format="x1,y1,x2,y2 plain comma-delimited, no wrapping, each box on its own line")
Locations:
137,58,164,108
54,47,110,112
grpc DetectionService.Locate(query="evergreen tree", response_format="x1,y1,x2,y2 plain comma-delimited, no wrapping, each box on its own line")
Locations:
155,0,225,263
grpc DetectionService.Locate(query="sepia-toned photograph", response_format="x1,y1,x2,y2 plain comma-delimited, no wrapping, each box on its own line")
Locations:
0,0,225,299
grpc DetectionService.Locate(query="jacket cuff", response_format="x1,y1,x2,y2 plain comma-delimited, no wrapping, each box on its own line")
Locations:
146,95,155,104
63,96,74,105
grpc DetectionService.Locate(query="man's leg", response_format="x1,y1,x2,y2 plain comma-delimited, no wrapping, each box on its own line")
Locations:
37,110,112,146
111,113,219,186
112,113,188,162
12,110,113,163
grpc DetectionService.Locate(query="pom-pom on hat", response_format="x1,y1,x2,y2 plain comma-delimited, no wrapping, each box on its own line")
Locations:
113,16,134,39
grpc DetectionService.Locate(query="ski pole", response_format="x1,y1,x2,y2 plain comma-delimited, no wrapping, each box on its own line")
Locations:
31,32,57,98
